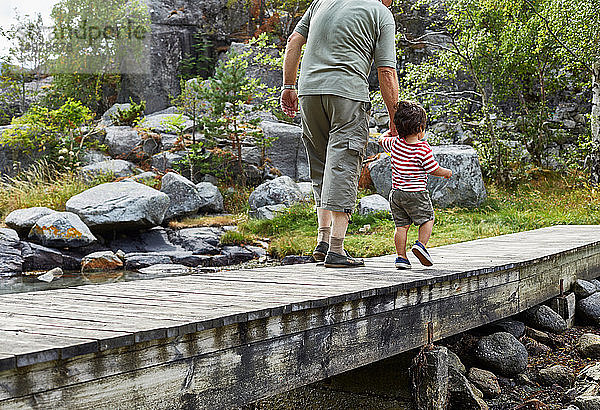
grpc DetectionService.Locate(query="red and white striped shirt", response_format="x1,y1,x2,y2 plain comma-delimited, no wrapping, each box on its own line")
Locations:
378,135,439,192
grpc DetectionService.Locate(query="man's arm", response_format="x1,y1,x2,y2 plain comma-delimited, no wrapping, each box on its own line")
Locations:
377,66,399,135
281,31,307,118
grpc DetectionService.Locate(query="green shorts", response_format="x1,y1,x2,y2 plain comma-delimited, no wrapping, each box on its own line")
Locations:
389,189,435,227
299,95,370,213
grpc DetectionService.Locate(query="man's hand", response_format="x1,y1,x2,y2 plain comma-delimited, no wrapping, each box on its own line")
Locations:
281,89,298,118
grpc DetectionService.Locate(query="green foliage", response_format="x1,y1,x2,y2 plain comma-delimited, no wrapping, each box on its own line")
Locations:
111,99,146,126
179,35,215,80
174,144,236,183
0,99,94,169
220,230,256,246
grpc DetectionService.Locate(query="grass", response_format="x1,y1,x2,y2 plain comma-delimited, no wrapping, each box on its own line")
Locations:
238,173,600,258
169,215,238,229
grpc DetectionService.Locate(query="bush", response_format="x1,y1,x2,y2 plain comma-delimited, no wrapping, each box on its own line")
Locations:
111,100,145,126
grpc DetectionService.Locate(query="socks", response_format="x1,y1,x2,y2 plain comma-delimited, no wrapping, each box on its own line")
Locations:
330,236,344,255
317,226,331,245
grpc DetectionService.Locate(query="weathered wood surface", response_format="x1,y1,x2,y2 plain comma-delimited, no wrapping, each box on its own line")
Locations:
0,225,599,409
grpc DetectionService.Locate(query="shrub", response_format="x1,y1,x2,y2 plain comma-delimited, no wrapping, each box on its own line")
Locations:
111,100,146,126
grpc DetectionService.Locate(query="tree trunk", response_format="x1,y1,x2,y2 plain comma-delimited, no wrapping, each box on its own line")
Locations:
591,61,600,185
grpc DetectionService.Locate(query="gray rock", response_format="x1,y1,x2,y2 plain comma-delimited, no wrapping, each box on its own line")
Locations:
538,364,574,387
474,332,528,377
21,242,63,271
368,145,487,208
0,228,22,276
252,204,287,220
577,333,600,359
448,366,489,410
151,151,187,172
574,396,600,410
358,194,391,215
575,363,600,397
592,279,600,293
159,133,181,151
467,367,501,398
525,327,554,346
574,279,598,299
261,121,310,181
248,176,303,211
160,172,203,220
297,182,313,201
29,212,96,248
523,304,567,333
489,319,526,338
195,182,224,213
221,246,255,264
448,350,466,374
138,264,192,275
577,293,600,325
81,149,111,165
37,267,63,283
171,254,212,267
81,251,124,272
281,255,313,265
124,253,172,270
108,227,184,254
139,114,194,134
5,207,56,236
104,126,143,158
66,180,170,231
170,227,223,250
81,159,138,180
101,103,132,126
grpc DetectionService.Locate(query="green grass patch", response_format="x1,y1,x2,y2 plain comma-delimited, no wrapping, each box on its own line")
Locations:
238,174,600,258
220,230,256,246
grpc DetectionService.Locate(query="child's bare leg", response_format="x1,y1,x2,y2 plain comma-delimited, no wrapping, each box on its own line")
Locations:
395,225,410,258
418,219,434,245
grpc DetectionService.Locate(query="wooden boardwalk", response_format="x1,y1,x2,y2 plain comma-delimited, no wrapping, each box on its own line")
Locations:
1,225,600,409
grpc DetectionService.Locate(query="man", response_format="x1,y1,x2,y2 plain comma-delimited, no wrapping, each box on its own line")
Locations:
281,0,399,268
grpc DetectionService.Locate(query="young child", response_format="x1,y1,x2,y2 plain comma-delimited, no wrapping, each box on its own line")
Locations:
378,100,452,269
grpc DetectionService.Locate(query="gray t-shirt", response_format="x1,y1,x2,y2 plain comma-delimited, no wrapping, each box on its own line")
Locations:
294,0,396,102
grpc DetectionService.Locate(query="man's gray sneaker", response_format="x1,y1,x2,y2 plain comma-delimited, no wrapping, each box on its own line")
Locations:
324,250,365,268
312,241,329,262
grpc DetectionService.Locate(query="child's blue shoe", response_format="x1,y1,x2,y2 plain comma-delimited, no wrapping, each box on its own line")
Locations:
395,256,411,269
411,240,433,266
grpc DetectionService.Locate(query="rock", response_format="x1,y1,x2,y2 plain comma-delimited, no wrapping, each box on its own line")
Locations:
170,227,223,250
66,180,170,231
221,246,255,264
523,304,567,333
101,103,132,126
577,293,600,325
448,350,466,374
171,254,212,268
160,172,204,220
260,121,310,181
248,176,303,211
139,113,194,134
577,333,600,359
29,212,96,248
81,159,138,180
108,227,184,254
81,149,111,165
592,279,600,293
574,396,600,410
138,264,192,275
5,207,56,236
575,363,600,397
358,194,391,215
538,364,574,387
448,366,489,410
525,327,554,346
20,242,63,271
131,171,159,184
37,267,63,283
474,332,528,377
0,228,23,276
124,253,172,270
252,204,287,220
104,126,158,159
160,133,182,151
467,368,501,398
195,182,224,213
81,251,124,272
522,336,553,357
281,255,313,265
574,279,598,299
369,145,487,208
488,319,526,338
297,182,313,201
151,151,187,172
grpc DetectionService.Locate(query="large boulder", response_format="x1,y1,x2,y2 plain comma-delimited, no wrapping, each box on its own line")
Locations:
151,151,187,172
538,364,574,387
253,204,287,220
195,182,224,213
160,172,204,220
448,367,488,410
81,159,138,180
104,126,160,159
577,333,600,359
108,227,185,254
368,145,487,208
574,363,600,397
574,279,598,299
81,251,124,272
260,121,310,181
474,332,528,377
81,149,111,165
170,227,224,250
100,103,132,127
248,176,303,211
29,212,97,248
0,228,22,276
358,194,391,215
66,180,170,231
577,293,600,325
523,305,567,334
5,207,56,236
21,242,63,271
467,368,501,398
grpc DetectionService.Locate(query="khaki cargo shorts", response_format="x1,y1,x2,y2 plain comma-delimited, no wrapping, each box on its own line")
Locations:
389,189,435,227
299,95,370,213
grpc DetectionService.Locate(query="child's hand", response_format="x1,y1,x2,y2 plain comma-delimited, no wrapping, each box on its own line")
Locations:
444,169,453,179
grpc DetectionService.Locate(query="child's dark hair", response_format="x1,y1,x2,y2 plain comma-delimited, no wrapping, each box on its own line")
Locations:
393,100,427,138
